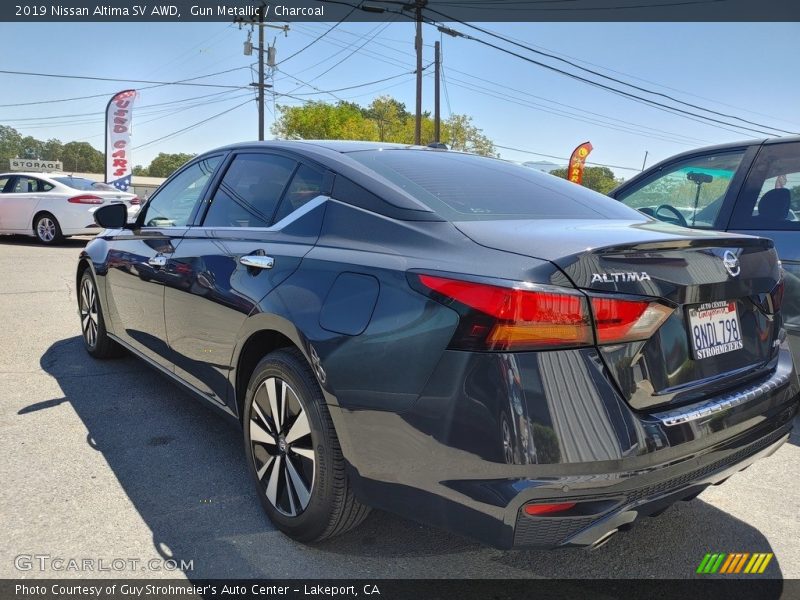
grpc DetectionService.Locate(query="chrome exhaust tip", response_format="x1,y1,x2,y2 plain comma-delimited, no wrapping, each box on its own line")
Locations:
588,528,618,551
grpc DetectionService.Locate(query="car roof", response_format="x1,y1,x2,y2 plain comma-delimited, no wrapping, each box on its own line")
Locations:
211,140,436,154
0,172,66,178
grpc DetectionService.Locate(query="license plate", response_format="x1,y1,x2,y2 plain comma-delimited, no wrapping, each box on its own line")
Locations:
688,300,743,360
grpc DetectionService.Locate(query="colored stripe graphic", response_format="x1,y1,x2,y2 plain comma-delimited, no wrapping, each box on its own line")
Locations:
699,552,773,574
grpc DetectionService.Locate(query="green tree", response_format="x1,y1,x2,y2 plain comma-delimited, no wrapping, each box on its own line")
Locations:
41,138,63,161
550,165,623,195
19,136,45,160
60,141,104,173
132,164,148,176
146,153,196,178
272,96,496,157
441,114,496,157
0,125,23,170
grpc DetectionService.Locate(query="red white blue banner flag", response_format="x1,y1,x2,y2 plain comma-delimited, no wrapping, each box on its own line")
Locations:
105,89,137,191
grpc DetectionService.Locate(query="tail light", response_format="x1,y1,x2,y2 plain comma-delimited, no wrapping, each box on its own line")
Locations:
591,297,673,344
129,196,141,205
523,502,576,516
413,273,673,351
415,274,592,351
68,195,104,205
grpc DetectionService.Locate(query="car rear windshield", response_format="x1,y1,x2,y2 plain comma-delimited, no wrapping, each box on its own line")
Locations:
347,149,640,221
53,177,117,192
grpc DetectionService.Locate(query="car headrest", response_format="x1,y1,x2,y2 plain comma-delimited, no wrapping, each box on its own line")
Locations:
758,188,791,220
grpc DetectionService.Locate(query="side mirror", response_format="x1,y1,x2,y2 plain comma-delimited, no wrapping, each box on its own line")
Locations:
94,203,128,229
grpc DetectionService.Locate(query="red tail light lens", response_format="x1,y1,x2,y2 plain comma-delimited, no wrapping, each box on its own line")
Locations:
591,297,673,344
68,195,104,205
523,502,577,516
129,196,141,206
415,274,593,351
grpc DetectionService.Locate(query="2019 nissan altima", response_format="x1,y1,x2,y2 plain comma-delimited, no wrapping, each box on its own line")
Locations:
0,173,140,244
76,141,799,549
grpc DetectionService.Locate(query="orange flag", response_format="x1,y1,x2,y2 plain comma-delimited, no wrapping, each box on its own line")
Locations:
567,141,593,185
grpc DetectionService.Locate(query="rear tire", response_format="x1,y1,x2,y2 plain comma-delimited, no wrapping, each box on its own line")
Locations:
34,212,64,245
243,348,370,542
78,270,123,359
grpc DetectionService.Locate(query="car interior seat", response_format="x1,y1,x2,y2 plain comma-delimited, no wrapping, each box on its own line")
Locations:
754,188,791,225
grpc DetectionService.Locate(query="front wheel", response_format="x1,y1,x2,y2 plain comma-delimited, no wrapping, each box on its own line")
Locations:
243,348,370,542
78,270,123,358
34,212,64,245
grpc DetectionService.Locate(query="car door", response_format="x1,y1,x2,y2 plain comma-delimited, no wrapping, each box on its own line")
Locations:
725,140,800,357
163,151,330,409
102,154,224,367
0,176,51,231
611,147,755,231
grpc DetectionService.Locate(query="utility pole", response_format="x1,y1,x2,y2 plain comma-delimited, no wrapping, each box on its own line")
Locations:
237,5,288,141
434,40,440,143
414,0,426,145
257,3,265,141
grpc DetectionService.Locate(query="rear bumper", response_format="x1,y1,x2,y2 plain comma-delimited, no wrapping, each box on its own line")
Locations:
330,344,799,549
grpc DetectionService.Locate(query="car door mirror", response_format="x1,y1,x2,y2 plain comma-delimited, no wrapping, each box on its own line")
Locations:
94,203,128,229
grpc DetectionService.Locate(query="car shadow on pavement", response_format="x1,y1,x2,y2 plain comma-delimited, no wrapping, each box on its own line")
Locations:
33,335,783,579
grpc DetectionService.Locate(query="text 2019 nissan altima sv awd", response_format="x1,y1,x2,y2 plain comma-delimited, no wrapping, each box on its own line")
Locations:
76,141,799,549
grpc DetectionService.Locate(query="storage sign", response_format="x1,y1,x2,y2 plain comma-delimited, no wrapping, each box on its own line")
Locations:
10,158,63,172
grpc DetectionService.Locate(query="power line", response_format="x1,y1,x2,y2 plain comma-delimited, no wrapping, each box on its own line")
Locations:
321,1,788,138
276,4,359,66
137,98,253,149
0,67,252,90
284,69,426,96
423,7,796,136
494,143,640,171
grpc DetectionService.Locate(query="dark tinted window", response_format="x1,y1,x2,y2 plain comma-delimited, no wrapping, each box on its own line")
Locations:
0,176,12,192
347,150,640,221
53,177,116,191
10,177,51,193
730,142,800,230
203,153,296,228
142,156,221,227
272,164,325,223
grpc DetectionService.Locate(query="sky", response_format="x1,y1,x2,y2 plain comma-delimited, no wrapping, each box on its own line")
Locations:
1,20,799,179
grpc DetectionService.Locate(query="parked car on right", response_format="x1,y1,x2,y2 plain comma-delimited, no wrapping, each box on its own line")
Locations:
609,136,800,363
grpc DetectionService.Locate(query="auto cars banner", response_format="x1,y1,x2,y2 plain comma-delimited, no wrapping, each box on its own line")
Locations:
567,141,593,185
105,89,137,191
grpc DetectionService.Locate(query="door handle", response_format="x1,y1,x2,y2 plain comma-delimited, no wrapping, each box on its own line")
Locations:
240,254,275,270
148,255,167,268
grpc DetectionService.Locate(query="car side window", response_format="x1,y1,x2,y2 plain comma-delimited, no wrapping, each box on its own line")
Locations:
141,156,222,227
730,142,800,230
10,177,47,194
272,164,326,224
202,153,297,228
616,150,745,228
0,176,11,193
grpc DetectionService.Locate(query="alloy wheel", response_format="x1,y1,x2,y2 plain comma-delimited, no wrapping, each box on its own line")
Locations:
37,217,56,242
79,277,99,348
249,377,315,517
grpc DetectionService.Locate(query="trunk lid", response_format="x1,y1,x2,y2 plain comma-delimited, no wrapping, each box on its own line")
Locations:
455,218,783,410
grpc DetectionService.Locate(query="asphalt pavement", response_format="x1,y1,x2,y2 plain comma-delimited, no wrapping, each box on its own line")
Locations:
1,236,798,580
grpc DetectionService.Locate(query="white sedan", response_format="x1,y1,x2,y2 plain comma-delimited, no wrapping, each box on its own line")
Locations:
0,172,140,244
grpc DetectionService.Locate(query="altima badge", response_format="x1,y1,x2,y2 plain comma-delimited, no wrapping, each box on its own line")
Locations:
722,250,741,277
591,272,651,283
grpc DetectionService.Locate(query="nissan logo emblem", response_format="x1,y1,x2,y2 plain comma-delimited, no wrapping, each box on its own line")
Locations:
723,250,740,277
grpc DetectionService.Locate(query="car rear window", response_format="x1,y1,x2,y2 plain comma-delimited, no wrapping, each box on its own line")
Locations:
53,177,117,192
347,149,640,221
